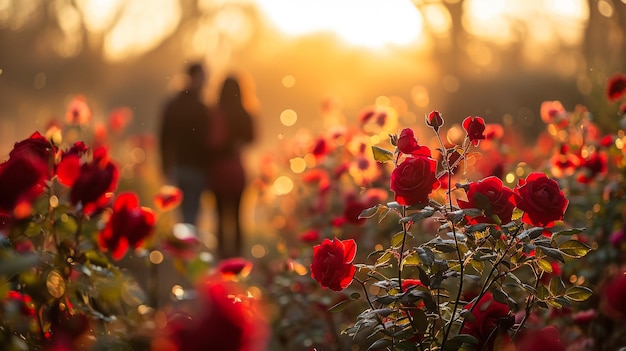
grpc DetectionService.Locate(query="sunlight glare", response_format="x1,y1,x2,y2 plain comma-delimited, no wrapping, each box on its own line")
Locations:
103,0,181,62
255,0,423,48
76,0,122,33
463,0,588,47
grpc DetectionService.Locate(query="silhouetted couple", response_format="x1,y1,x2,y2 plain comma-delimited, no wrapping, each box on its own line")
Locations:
159,63,255,258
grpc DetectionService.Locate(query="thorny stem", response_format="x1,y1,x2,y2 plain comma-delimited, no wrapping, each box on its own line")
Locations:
398,206,408,293
511,295,534,341
441,140,470,348
354,277,376,311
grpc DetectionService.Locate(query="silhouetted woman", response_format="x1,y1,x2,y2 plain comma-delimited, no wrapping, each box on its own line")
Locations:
208,76,255,258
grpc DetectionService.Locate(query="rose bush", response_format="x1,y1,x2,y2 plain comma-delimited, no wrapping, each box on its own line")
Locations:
306,108,592,351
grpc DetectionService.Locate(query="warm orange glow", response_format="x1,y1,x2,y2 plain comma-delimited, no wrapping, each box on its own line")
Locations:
463,0,589,46
255,0,423,48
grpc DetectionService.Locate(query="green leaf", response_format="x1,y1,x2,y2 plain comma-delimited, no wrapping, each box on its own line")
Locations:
328,299,353,313
376,250,394,266
391,231,408,248
564,286,593,302
558,240,592,258
401,207,436,223
537,285,550,300
537,258,553,273
401,252,420,268
517,227,545,241
549,276,566,297
411,308,429,333
416,247,435,266
539,246,565,263
368,338,392,350
553,227,586,238
372,146,394,163
417,265,431,287
359,205,380,219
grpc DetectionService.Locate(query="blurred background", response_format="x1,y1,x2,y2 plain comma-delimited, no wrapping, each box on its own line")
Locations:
0,0,624,235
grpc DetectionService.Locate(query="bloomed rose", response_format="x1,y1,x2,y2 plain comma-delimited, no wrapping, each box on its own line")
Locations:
390,157,438,206
514,172,568,227
457,176,515,225
310,238,356,291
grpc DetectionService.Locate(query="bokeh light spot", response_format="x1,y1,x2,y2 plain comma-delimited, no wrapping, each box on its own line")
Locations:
250,244,267,258
280,109,297,126
282,75,296,88
271,176,294,195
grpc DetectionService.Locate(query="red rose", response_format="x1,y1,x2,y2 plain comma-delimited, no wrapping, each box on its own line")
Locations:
397,128,431,157
601,272,626,320
514,172,568,227
462,292,511,351
426,110,444,132
299,230,321,243
342,200,368,225
99,192,155,259
161,278,268,351
390,157,438,206
515,326,565,351
10,132,56,167
540,101,568,126
0,155,48,216
154,185,183,211
311,238,356,291
218,257,253,277
577,151,608,184
607,74,626,102
457,176,515,225
462,116,486,146
63,147,119,211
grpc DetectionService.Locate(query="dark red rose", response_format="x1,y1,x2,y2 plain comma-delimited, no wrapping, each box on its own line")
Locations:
458,176,515,225
462,116,486,146
68,147,119,211
426,110,444,132
9,131,55,166
217,257,253,276
514,172,568,227
515,326,565,351
160,278,268,351
601,271,626,320
462,292,510,351
0,155,48,216
390,157,438,206
99,192,155,260
311,238,356,291
312,138,328,158
607,74,626,102
396,128,431,157
342,200,369,225
299,230,320,243
577,151,608,184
